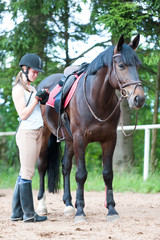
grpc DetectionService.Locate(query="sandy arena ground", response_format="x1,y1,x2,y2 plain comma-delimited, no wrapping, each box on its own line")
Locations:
0,189,160,240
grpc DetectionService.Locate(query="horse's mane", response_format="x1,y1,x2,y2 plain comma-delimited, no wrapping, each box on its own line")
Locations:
86,43,141,75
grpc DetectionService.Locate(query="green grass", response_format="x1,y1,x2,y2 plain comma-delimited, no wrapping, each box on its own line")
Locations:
0,165,159,193
113,171,160,193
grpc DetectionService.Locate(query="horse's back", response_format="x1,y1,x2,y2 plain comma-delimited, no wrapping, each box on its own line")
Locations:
37,73,63,91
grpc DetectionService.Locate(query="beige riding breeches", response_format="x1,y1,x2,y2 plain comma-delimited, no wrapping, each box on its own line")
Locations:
16,127,43,180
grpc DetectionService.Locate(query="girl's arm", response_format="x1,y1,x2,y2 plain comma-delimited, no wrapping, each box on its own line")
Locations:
12,85,38,120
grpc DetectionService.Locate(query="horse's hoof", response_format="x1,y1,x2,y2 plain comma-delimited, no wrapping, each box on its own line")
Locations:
106,214,120,223
37,208,47,216
37,194,47,215
64,206,75,216
74,215,87,223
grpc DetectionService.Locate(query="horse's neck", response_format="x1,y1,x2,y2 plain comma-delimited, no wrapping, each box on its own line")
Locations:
90,69,115,107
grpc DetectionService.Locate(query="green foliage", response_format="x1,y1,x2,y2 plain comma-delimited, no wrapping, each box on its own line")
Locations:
98,1,147,40
143,51,160,66
85,143,102,171
113,171,160,193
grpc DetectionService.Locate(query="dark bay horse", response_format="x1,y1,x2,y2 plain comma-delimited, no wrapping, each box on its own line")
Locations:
36,34,145,222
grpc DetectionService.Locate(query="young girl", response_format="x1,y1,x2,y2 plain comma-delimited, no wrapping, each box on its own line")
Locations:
11,53,49,222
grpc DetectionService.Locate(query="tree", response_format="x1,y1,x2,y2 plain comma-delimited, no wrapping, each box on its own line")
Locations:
0,0,106,167
136,0,160,172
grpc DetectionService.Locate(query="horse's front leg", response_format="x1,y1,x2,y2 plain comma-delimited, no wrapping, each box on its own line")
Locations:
62,142,75,216
101,140,120,222
74,136,88,223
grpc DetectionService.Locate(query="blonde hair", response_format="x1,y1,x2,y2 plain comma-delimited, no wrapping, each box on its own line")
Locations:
13,66,30,92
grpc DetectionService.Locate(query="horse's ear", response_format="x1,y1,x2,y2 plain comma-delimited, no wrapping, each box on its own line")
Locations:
129,34,140,50
114,34,124,53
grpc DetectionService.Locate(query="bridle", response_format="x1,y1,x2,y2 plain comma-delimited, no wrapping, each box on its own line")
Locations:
113,53,142,99
83,53,142,136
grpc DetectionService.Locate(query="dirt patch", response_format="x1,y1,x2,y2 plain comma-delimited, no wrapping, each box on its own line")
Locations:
0,189,160,240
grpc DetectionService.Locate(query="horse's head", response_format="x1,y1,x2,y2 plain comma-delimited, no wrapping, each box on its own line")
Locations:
110,34,145,109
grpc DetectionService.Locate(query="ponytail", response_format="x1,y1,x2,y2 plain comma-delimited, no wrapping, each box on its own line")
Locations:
13,67,30,92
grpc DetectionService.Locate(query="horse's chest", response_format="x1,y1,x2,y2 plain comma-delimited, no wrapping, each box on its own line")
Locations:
84,123,116,142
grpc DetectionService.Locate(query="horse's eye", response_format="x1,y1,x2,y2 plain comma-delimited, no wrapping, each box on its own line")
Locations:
118,63,125,70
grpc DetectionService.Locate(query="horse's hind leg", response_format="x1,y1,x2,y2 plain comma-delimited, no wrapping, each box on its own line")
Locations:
37,126,51,215
62,143,75,216
101,140,120,222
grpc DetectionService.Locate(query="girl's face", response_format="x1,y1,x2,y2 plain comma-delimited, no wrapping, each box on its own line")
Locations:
28,68,39,82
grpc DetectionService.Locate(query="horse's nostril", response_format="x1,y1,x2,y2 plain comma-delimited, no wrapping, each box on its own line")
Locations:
134,96,139,105
134,95,145,107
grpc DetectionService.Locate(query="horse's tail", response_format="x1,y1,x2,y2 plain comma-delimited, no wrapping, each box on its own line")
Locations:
47,133,61,193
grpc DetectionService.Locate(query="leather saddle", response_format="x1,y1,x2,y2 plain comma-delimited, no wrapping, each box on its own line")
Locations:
56,62,88,142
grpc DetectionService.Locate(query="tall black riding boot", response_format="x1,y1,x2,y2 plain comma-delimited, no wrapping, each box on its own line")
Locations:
20,181,47,223
11,182,23,221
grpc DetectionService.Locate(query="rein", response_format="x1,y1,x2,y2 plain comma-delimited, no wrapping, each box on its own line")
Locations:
120,109,138,137
83,53,142,136
83,72,125,122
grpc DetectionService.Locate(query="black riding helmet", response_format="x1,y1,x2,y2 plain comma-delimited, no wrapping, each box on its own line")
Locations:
19,53,44,82
19,53,44,73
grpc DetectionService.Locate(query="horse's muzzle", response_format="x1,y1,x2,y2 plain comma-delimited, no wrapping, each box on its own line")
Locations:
133,95,145,109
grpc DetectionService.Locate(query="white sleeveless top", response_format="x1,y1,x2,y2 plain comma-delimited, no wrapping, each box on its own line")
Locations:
19,86,43,130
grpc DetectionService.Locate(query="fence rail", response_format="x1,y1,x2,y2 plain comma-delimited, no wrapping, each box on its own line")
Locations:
1,124,160,180
117,124,160,180
0,132,15,136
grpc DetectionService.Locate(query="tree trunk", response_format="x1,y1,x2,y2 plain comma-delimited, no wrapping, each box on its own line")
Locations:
63,0,70,67
151,61,160,172
113,95,134,172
